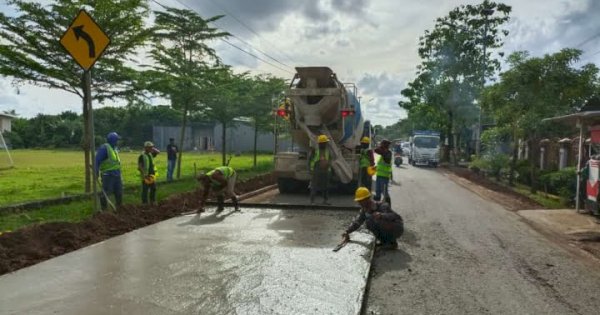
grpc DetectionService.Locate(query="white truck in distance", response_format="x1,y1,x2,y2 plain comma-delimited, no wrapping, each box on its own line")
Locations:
409,131,440,167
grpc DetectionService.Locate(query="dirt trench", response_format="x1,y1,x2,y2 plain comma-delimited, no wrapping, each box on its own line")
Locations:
0,173,275,275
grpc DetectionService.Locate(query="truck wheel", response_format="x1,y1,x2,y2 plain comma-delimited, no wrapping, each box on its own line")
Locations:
278,178,297,194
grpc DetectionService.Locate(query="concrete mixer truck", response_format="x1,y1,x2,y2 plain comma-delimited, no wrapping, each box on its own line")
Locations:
274,67,371,193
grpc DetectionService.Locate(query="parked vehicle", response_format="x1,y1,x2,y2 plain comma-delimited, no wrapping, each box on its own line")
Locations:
409,131,440,167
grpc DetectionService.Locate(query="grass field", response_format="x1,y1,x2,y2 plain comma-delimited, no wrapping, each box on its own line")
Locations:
0,150,273,232
0,149,273,206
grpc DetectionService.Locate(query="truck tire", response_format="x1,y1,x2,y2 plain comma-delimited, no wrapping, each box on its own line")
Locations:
277,178,309,194
337,180,358,195
278,178,297,194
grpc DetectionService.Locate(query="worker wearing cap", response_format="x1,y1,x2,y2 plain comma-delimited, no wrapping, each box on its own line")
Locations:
197,166,239,213
358,137,375,191
138,141,157,205
374,139,393,203
309,134,332,205
342,187,404,250
95,132,123,211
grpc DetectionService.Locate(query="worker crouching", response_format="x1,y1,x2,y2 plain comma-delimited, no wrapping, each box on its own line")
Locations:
197,166,240,213
342,187,403,250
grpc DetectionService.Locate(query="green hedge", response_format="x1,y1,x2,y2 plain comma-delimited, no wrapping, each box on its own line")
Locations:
539,167,577,204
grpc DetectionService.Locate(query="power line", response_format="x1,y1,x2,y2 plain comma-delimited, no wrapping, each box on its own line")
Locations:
220,38,294,74
575,32,600,49
204,0,298,65
163,0,295,73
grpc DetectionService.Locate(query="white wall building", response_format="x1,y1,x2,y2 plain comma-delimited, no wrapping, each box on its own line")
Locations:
0,113,15,133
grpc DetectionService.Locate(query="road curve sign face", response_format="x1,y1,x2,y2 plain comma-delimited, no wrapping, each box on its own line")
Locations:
59,10,110,70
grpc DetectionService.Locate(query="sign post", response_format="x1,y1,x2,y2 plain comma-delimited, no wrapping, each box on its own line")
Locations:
60,10,110,212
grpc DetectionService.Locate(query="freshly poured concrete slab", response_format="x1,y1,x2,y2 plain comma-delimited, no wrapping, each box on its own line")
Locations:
0,208,374,315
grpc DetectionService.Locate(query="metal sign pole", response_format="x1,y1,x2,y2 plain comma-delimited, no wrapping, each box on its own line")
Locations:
576,120,583,213
84,70,98,213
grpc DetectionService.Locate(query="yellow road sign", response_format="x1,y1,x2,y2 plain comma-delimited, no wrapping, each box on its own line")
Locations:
59,10,110,70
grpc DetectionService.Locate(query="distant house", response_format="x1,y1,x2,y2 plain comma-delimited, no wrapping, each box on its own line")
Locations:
152,121,290,153
0,113,15,133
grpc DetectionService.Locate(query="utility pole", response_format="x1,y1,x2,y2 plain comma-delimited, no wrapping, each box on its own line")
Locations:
476,7,494,157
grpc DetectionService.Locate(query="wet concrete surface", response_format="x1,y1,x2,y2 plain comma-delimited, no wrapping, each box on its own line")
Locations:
365,165,600,315
0,208,374,315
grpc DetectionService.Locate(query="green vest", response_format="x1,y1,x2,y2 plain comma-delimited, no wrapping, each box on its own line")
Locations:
140,153,156,178
99,143,121,173
207,166,234,187
359,149,371,168
376,155,392,178
310,148,330,171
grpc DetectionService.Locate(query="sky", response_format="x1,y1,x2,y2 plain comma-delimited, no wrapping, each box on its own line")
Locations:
1,0,600,126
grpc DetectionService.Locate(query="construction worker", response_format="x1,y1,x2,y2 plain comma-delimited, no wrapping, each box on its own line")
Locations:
166,138,178,182
358,136,375,191
309,134,332,205
374,139,393,202
342,187,404,250
138,141,157,205
95,132,123,211
197,166,239,213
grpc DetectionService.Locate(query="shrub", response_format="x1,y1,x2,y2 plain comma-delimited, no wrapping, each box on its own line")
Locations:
469,152,509,180
539,167,577,205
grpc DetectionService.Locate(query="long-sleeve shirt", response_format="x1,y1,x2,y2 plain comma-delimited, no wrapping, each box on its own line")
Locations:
374,147,392,164
346,202,403,234
95,143,121,176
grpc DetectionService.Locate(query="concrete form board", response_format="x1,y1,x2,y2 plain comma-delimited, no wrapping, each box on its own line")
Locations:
0,208,374,315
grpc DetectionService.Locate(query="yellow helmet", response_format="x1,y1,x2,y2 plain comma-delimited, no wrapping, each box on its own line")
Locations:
354,187,371,201
360,137,370,144
367,166,377,176
317,135,329,143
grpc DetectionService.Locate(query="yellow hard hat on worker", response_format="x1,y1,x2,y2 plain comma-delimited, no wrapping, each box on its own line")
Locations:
354,187,371,201
317,135,329,143
360,137,370,144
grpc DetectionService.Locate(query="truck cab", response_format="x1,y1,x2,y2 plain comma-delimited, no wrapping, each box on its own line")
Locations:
409,131,440,167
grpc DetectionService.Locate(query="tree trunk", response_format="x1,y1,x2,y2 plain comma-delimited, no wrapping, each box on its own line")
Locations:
176,106,188,179
253,122,258,168
82,86,91,193
528,136,539,193
508,125,518,186
221,121,227,166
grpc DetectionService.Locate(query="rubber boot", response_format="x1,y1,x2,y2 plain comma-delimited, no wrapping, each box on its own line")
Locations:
232,195,240,211
216,195,225,212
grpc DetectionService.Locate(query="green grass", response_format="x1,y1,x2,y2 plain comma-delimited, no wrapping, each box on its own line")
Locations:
0,150,273,232
0,149,272,205
512,184,565,209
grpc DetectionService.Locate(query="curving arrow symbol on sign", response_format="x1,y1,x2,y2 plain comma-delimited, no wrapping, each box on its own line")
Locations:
72,25,96,58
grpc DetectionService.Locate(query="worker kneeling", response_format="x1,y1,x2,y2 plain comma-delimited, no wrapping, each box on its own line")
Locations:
197,166,239,213
342,187,403,250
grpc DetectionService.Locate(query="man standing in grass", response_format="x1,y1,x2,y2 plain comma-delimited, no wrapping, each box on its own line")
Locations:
166,138,178,182
95,132,123,211
197,166,239,213
139,141,157,205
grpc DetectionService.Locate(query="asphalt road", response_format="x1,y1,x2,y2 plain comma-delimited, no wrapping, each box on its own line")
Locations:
364,164,600,315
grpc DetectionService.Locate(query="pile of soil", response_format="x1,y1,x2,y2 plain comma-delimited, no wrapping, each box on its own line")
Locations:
442,166,545,211
0,173,275,275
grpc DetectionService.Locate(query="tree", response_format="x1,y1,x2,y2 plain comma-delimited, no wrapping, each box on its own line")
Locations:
146,6,228,178
0,0,152,192
244,75,286,167
482,49,599,189
399,1,511,164
201,68,253,165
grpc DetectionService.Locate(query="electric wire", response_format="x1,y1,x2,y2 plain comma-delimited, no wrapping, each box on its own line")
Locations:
165,0,295,73
204,0,298,65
